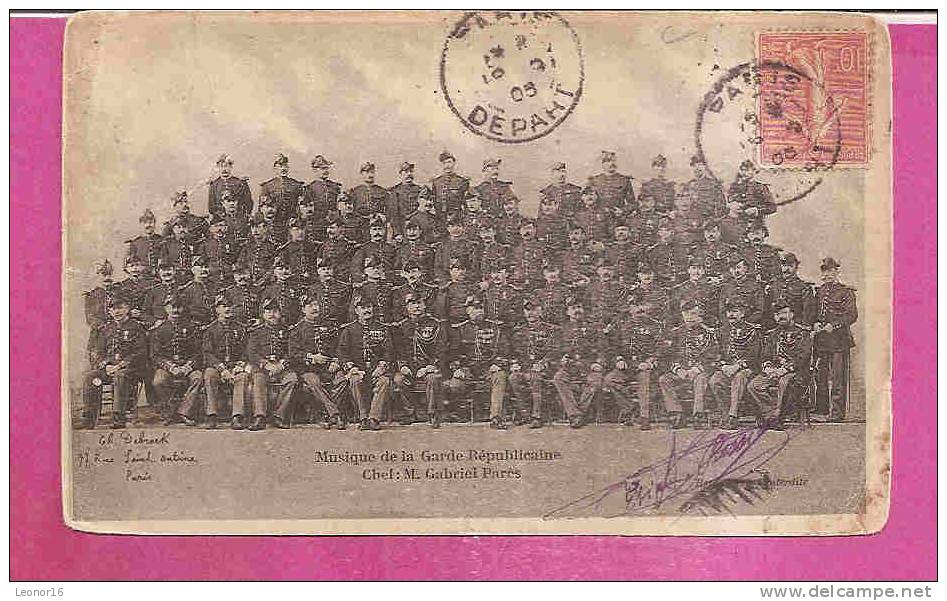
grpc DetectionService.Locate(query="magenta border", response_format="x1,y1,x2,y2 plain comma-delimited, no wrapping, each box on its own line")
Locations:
10,19,935,581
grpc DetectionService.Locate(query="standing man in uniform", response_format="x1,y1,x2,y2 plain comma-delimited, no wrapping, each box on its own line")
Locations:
199,294,250,430
277,218,318,284
219,263,259,326
431,150,470,223
245,297,298,431
126,208,162,277
260,153,306,230
473,158,516,217
304,260,352,325
208,154,253,217
637,154,676,215
319,218,358,280
236,216,278,287
350,216,397,282
588,150,636,213
84,259,116,332
163,191,208,240
79,293,147,429
201,215,236,288
765,252,815,326
808,257,857,421
349,162,389,220
540,161,582,218
179,256,216,325
684,155,726,220
261,256,302,326
726,159,776,239
304,155,341,232
387,162,423,239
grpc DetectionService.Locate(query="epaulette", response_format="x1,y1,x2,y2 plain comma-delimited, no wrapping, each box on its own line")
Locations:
389,318,407,328
247,319,264,331
124,237,137,244
499,180,512,186
240,176,249,181
451,320,469,328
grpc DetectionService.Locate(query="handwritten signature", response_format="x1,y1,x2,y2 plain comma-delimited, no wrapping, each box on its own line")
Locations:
544,422,796,519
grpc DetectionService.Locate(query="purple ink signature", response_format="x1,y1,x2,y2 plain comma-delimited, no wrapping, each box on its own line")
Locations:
544,422,797,519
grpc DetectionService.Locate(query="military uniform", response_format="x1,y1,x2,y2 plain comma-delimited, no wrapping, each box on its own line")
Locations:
349,182,389,220
473,178,515,217
336,212,368,245
219,281,260,325
535,212,570,256
81,316,146,428
150,316,204,421
158,237,201,282
560,242,602,286
393,239,437,278
638,177,676,215
709,318,762,421
670,277,719,326
435,236,480,278
303,277,352,324
200,235,237,286
288,317,344,424
436,278,475,324
684,174,726,220
350,239,397,282
391,313,447,419
572,204,611,242
727,177,776,228
808,279,857,419
741,242,782,285
586,277,630,330
765,273,815,326
335,317,394,425
261,279,302,325
508,317,560,423
126,233,162,276
446,316,509,422
471,242,510,279
222,210,250,245
718,274,765,324
603,240,640,283
482,280,524,328
208,175,252,217
747,320,812,422
697,240,736,281
260,175,305,226
553,316,606,422
648,239,686,286
179,278,217,324
387,181,424,237
350,279,395,323
277,238,318,283
143,280,180,324
318,235,356,280
658,321,720,419
304,178,342,224
163,213,209,240
115,276,152,325
391,280,439,321
588,172,636,212
431,172,470,220
246,319,298,427
461,208,496,239
629,281,670,324
236,237,278,287
84,283,116,332
603,315,666,424
404,210,443,245
200,317,250,420
535,280,571,325
540,182,583,217
510,236,547,286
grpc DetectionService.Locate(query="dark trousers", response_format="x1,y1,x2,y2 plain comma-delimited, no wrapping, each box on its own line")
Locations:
81,367,138,427
815,350,850,419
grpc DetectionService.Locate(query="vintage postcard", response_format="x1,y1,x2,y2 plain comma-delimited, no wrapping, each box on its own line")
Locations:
62,10,892,535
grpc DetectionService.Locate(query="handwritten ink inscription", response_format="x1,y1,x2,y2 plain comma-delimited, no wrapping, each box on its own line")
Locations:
73,430,198,483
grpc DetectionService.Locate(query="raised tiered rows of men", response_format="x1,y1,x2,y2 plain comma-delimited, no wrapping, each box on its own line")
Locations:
80,150,858,432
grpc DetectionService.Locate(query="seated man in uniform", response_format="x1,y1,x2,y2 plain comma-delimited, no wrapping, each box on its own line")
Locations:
245,297,298,431
200,294,250,430
288,294,346,430
708,299,762,430
444,296,509,429
335,299,394,430
152,294,204,426
79,293,146,429
391,293,447,428
658,300,720,429
602,301,666,430
508,299,561,428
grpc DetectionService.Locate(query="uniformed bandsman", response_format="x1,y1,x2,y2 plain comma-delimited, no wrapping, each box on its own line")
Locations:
588,150,636,213
747,300,813,429
509,219,546,287
162,190,209,240
304,154,341,229
84,259,116,332
335,299,395,430
200,215,236,287
630,262,670,324
637,154,676,215
245,297,298,431
436,257,475,324
350,215,397,283
151,294,204,426
435,216,479,279
391,260,439,321
431,150,470,221
332,192,368,245
539,161,582,218
571,186,611,243
297,195,326,245
143,261,180,325
208,154,253,217
726,159,777,234
387,162,423,239
159,220,201,283
288,294,346,430
393,219,437,279
683,155,726,220
179,255,217,325
670,257,719,327
473,158,516,217
126,208,162,277
200,294,250,430
508,299,561,428
116,255,152,325
257,194,287,245
657,301,720,429
708,299,762,429
807,257,857,422
260,256,302,326
602,301,666,429
260,153,305,228
553,297,606,428
765,251,815,327
219,190,250,246
219,263,260,326
740,221,782,285
235,216,278,287
303,260,352,325
349,161,389,220
604,221,640,284
445,295,510,429
535,262,571,325
277,217,318,283
391,293,447,427
534,193,570,258
79,293,146,429
481,261,524,330
318,219,357,280
350,255,395,323
718,255,765,324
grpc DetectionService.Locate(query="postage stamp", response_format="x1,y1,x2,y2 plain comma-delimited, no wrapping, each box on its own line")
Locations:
757,32,871,167
440,11,584,143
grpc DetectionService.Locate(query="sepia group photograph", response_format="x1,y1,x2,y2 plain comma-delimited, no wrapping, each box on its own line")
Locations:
58,9,894,537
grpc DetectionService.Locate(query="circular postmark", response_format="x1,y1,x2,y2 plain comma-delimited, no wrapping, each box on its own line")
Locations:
440,11,584,144
695,60,842,206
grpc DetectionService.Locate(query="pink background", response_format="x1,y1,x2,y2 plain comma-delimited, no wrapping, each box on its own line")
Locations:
11,18,935,581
